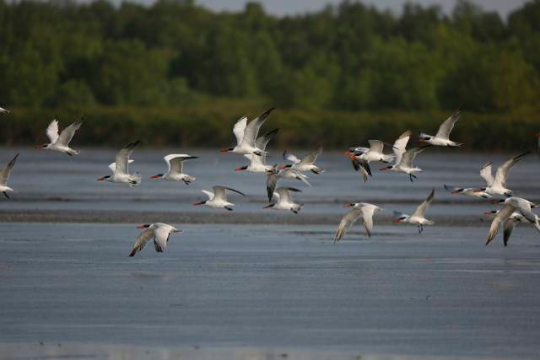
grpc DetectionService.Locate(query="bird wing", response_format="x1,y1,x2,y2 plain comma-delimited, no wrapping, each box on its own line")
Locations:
214,186,245,201
479,162,494,187
115,141,139,175
392,130,411,165
256,128,279,152
129,229,154,257
299,147,323,166
0,153,19,186
334,208,363,243
400,146,429,167
46,120,60,143
164,154,197,175
202,190,215,201
360,204,379,237
412,188,435,218
276,187,301,204
293,170,312,187
57,121,82,146
486,204,516,246
241,107,275,147
494,152,529,189
435,110,460,140
266,173,279,202
283,150,301,164
153,225,170,252
503,218,516,247
368,140,384,154
109,160,133,173
233,117,248,146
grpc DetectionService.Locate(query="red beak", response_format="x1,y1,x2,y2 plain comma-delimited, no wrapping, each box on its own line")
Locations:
35,145,42,149
234,167,244,172
219,148,229,153
380,167,390,171
343,204,354,208
484,211,493,215
490,201,500,205
96,177,105,181
451,190,460,194
193,201,205,206
136,225,146,229
150,175,160,179
394,219,402,224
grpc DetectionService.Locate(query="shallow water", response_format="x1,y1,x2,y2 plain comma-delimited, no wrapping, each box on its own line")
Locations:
0,223,540,359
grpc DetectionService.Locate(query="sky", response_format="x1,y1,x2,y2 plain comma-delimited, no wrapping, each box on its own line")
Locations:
194,0,530,18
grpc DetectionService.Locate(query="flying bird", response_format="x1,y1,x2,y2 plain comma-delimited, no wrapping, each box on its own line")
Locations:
334,202,383,243
235,129,279,173
150,154,198,185
0,153,19,199
479,152,529,197
348,140,395,164
263,187,303,214
485,210,525,247
393,189,435,233
193,186,245,211
129,223,182,257
0,106,9,113
266,168,311,202
220,108,275,156
97,141,141,186
380,131,430,182
281,147,324,174
492,197,540,229
36,119,82,156
419,109,462,147
444,184,491,199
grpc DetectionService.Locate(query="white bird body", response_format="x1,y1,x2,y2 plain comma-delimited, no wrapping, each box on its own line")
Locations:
480,152,529,196
266,168,311,202
394,189,435,233
354,140,395,163
419,110,462,147
485,209,526,246
151,154,198,185
500,197,539,228
334,202,383,243
282,147,324,174
265,187,303,214
236,129,279,173
129,223,182,257
194,186,245,211
221,108,275,156
444,185,491,199
97,141,141,187
0,153,19,199
381,130,428,182
36,119,82,156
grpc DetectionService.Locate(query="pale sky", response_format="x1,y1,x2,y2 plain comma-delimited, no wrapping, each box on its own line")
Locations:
194,0,530,18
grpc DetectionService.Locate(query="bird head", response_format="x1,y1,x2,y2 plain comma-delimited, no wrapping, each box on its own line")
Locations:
136,224,151,229
35,144,49,149
193,201,206,206
150,174,163,179
219,147,234,153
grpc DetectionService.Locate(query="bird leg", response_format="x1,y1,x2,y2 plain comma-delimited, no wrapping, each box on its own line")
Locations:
225,206,233,211
3,192,9,199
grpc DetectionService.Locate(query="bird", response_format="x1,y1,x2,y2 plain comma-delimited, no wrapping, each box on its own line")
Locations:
0,153,19,199
485,210,525,247
419,109,462,147
281,147,324,174
150,154,198,185
220,107,275,156
263,187,303,214
380,130,430,182
485,204,520,246
334,202,383,243
344,151,372,183
492,197,540,229
235,129,279,173
193,186,245,211
36,119,83,156
266,168,311,202
393,189,435,233
0,106,9,113
479,152,529,197
97,141,141,187
129,223,182,257
444,184,491,199
348,140,395,164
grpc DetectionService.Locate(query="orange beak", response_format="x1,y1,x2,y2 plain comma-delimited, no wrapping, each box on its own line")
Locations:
234,167,244,172
394,219,402,224
136,225,146,229
193,201,205,206
219,148,229,153
35,145,42,149
150,175,160,179
451,190,460,194
96,177,105,181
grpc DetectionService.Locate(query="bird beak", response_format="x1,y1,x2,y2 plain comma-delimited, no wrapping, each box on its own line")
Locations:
490,201,501,205
342,151,352,156
484,211,493,215
451,190,460,194
150,175,160,179
96,177,105,181
343,203,354,208
234,167,244,172
262,204,273,209
219,148,229,153
35,145,42,149
394,219,402,224
379,166,391,171
136,225,146,229
193,201,205,206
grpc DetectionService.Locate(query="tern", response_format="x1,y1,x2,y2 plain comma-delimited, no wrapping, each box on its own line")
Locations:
344,151,372,183
485,210,525,247
129,223,182,257
334,203,384,243
281,147,324,174
266,168,311,202
479,152,529,196
193,186,245,211
0,153,19,199
419,109,462,147
235,129,279,173
444,184,491,199
264,187,303,214
36,119,82,156
380,130,430,182
150,154,198,185
0,106,9,113
492,197,539,228
97,141,141,187
220,107,275,156
394,189,435,233
348,140,395,163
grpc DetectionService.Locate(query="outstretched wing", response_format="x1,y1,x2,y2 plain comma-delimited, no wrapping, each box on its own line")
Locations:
400,146,429,167
256,129,279,152
164,154,197,175
57,121,82,146
266,172,279,202
129,229,154,257
368,140,384,154
115,141,140,175
153,226,171,253
486,204,516,246
283,150,301,164
435,110,460,140
412,188,435,218
276,187,301,204
299,147,323,166
502,218,516,247
334,208,363,243
493,152,529,189
241,107,275,147
0,153,19,186
360,203,379,237
392,130,411,165
46,120,60,143
479,162,494,187
233,117,248,146
213,186,245,201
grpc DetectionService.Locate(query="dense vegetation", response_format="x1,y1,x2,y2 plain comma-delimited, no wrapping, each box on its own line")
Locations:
0,0,539,149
